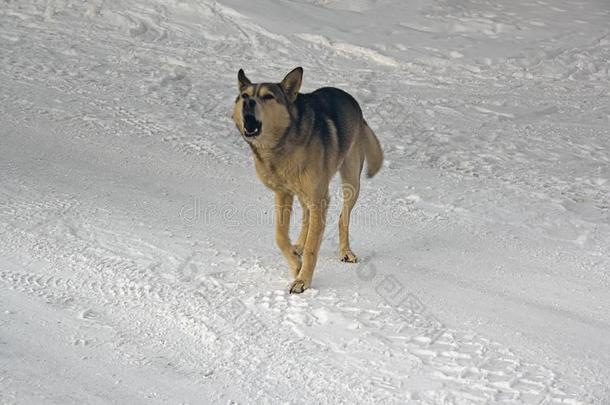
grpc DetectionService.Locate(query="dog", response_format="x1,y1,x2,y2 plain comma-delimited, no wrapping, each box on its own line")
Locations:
232,67,383,293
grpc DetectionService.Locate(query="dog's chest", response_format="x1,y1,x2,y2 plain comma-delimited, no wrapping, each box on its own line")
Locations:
254,158,300,193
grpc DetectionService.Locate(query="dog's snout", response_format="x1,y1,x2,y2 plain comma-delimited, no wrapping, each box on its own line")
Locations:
243,98,256,114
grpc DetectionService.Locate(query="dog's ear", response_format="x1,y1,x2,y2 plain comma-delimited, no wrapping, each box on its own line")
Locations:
238,69,251,92
280,67,303,102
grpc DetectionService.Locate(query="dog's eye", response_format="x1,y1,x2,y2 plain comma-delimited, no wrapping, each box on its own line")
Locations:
262,94,275,101
241,93,249,99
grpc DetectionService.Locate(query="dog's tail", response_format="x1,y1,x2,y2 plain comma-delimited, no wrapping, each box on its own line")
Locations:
362,122,383,178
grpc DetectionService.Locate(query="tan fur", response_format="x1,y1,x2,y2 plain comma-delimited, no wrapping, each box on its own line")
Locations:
362,123,384,177
232,67,383,293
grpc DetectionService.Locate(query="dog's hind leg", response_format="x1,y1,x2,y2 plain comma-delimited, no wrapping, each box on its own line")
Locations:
338,143,364,263
275,191,301,278
293,196,309,256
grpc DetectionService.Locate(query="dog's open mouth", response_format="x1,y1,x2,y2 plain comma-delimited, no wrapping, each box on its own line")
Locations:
243,115,262,138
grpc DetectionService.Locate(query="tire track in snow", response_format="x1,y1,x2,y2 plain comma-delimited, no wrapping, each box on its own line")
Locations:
0,196,411,403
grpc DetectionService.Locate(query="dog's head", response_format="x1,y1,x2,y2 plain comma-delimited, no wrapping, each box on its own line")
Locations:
232,67,303,147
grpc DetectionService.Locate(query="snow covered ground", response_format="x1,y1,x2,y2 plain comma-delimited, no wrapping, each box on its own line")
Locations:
1,0,609,403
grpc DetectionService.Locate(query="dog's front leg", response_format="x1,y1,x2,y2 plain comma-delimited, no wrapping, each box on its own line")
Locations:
289,194,328,294
275,191,301,278
293,197,309,256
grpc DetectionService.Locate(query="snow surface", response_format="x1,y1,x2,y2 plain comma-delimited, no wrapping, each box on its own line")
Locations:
1,0,609,403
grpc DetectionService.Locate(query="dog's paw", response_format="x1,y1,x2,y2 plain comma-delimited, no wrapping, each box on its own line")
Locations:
339,249,358,263
288,279,309,294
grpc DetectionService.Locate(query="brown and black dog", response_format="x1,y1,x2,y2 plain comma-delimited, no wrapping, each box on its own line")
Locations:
232,67,383,293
